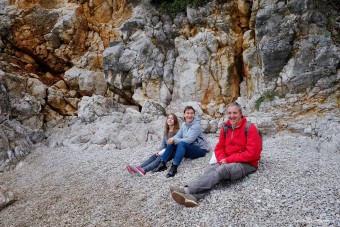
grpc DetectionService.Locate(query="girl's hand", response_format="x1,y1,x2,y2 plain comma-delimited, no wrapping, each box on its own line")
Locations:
167,137,174,144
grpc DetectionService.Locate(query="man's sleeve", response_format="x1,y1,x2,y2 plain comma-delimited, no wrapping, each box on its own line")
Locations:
174,125,183,141
214,127,227,162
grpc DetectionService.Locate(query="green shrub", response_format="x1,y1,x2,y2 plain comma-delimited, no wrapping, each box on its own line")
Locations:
153,0,210,17
255,96,265,111
255,91,276,111
263,91,276,101
324,31,331,37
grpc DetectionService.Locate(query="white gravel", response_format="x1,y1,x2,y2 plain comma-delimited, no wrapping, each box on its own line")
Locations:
0,132,339,226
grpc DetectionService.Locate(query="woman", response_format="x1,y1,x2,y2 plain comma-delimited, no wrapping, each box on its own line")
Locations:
127,113,180,176
154,106,210,178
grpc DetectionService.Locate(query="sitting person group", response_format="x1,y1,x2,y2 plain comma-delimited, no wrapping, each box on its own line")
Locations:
127,105,209,178
127,102,263,207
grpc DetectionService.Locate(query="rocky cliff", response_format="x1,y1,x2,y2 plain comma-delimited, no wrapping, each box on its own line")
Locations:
0,0,339,167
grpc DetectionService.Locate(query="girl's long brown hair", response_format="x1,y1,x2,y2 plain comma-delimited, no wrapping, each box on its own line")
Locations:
164,113,180,135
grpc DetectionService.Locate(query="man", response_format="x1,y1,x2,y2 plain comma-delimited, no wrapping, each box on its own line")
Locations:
170,102,262,207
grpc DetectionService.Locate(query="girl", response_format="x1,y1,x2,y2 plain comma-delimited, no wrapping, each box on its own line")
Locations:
127,113,180,176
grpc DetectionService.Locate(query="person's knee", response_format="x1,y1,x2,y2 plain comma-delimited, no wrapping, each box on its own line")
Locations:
166,144,175,150
177,141,187,146
229,163,245,181
218,163,244,181
177,141,188,149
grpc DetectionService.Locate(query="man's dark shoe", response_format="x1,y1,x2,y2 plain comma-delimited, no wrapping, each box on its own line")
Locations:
171,191,198,207
153,161,167,172
166,164,178,178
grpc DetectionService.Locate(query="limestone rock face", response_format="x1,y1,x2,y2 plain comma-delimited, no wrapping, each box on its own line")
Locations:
10,0,67,9
140,100,166,123
239,0,339,146
77,95,126,122
46,109,165,151
103,23,172,107
64,67,107,96
1,0,132,74
0,71,46,130
0,69,45,170
0,0,339,166
0,81,11,116
0,116,44,171
0,0,133,166
102,0,339,152
103,1,246,117
47,87,78,116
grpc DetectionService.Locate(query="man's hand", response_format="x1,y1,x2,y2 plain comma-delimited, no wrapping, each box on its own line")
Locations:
220,159,226,164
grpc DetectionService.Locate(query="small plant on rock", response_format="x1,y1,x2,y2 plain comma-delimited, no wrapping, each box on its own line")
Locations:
152,0,210,17
255,91,276,111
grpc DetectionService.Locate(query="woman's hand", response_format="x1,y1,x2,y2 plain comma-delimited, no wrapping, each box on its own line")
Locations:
220,159,226,164
167,137,174,144
156,151,160,156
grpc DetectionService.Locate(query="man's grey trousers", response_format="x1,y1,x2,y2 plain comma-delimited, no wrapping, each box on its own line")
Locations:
187,162,257,199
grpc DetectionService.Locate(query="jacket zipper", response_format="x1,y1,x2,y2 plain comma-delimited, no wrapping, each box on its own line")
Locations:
231,126,234,144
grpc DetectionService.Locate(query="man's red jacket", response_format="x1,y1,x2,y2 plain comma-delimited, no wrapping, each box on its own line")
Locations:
214,117,262,168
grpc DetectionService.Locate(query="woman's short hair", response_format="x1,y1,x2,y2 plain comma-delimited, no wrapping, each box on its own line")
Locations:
226,102,243,115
